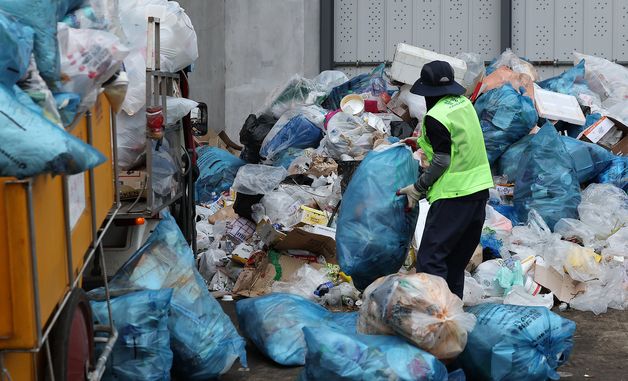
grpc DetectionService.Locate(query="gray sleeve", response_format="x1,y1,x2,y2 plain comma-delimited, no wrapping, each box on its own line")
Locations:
414,152,451,194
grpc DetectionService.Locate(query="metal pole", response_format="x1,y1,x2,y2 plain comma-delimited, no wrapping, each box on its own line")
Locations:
320,0,334,71
500,0,512,53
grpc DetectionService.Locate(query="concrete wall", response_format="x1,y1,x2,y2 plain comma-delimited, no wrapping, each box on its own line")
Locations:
178,0,320,142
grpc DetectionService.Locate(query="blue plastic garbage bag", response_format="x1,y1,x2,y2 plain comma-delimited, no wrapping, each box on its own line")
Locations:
336,144,419,290
236,293,357,366
514,124,581,229
459,304,576,381
195,146,246,204
259,114,323,160
299,328,448,381
538,60,592,97
54,92,81,125
90,289,174,381
323,64,385,110
272,147,304,169
336,145,419,290
106,212,247,380
0,12,33,86
0,0,61,83
474,84,537,164
499,127,613,184
0,84,105,178
57,0,84,19
596,156,628,191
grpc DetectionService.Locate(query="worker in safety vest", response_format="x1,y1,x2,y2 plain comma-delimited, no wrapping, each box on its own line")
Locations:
398,61,494,299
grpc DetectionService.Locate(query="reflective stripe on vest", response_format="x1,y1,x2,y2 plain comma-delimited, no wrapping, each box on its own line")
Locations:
417,95,494,203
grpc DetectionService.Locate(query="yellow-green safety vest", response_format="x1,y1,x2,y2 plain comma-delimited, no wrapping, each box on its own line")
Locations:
417,95,494,203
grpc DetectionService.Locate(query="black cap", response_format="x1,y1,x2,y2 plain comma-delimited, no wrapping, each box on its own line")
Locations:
410,60,466,97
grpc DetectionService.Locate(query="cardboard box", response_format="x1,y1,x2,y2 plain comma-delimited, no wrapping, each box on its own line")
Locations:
533,263,586,302
390,43,467,85
298,206,330,226
534,87,586,125
119,171,147,200
579,116,628,156
256,220,337,263
232,252,312,297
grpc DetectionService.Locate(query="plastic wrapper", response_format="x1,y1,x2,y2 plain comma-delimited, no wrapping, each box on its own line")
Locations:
456,52,485,93
236,293,357,366
323,111,377,160
514,124,581,229
358,273,476,360
103,212,247,380
18,57,63,126
260,106,325,161
195,147,246,204
460,304,575,381
554,241,601,282
336,145,419,290
323,64,385,110
57,24,128,110
0,11,33,87
0,84,105,178
90,289,173,381
299,328,448,381
271,264,330,300
312,70,349,93
574,51,628,106
475,84,537,164
578,183,628,240
231,164,287,195
481,205,513,257
596,156,628,191
486,49,539,81
0,0,60,83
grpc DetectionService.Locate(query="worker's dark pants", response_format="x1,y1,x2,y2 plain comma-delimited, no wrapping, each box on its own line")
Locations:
416,197,487,299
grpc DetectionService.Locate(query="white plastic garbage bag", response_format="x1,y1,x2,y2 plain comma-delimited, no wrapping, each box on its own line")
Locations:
473,259,506,297
231,164,287,195
166,96,198,124
463,273,484,306
116,111,145,170
358,273,477,360
259,190,301,227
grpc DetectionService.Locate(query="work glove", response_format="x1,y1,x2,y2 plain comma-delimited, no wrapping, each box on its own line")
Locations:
401,137,419,152
397,184,422,210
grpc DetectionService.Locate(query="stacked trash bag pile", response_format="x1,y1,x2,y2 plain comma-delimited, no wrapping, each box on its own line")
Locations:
188,46,627,380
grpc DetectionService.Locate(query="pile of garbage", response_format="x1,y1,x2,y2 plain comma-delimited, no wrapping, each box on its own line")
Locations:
190,43,627,379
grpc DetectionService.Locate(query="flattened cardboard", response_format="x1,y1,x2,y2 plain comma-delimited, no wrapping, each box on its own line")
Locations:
256,220,337,263
232,253,310,297
534,263,586,302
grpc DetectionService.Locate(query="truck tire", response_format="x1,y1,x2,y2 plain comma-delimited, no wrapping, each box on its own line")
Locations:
46,288,94,381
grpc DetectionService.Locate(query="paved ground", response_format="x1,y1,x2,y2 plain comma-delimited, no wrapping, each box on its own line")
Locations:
218,301,627,381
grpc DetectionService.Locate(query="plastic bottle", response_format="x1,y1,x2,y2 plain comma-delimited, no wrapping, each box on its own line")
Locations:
313,281,335,297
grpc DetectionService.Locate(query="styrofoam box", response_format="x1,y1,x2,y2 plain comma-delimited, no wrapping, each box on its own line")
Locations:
390,43,467,85
535,87,586,126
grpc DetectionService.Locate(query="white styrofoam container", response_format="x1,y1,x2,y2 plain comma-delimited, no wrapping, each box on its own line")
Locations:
535,86,586,126
390,43,467,85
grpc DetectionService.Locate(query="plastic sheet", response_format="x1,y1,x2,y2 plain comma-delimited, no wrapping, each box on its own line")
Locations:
336,145,419,290
0,11,33,86
90,289,173,381
323,64,385,110
474,84,537,164
596,156,628,191
578,183,628,241
231,164,287,195
195,147,246,204
260,106,325,161
514,124,581,229
57,24,128,110
0,0,60,83
358,273,476,360
486,49,539,81
459,304,576,381
105,212,247,379
299,328,448,381
236,293,357,366
0,85,105,178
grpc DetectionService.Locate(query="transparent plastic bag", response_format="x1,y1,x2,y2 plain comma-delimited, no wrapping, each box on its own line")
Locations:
0,85,105,178
231,164,287,195
554,218,598,247
323,111,376,160
104,212,247,379
398,84,427,120
456,52,485,93
474,83,537,164
574,51,628,105
263,75,322,119
236,293,357,366
487,49,539,81
90,289,173,380
358,273,477,360
603,227,628,257
121,51,146,116
473,259,506,297
323,64,385,110
300,327,448,381
18,56,63,126
578,183,628,240
115,111,146,170
0,11,33,87
0,0,60,83
460,304,575,381
538,59,602,108
312,70,348,94
514,124,581,229
166,96,197,124
336,145,419,290
259,190,301,227
559,242,601,282
57,23,128,110
62,0,121,34
271,264,330,300
570,264,627,315
482,66,536,100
